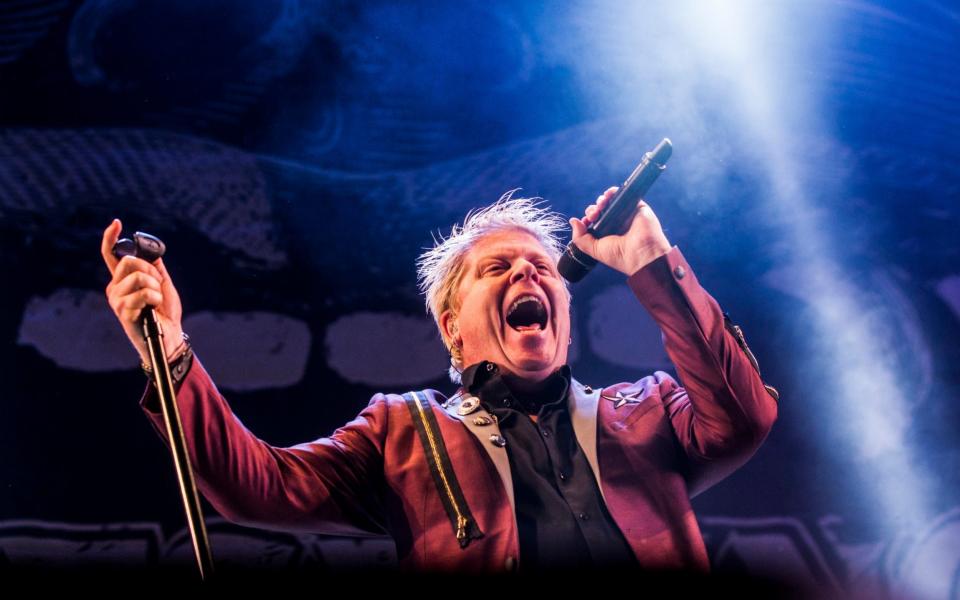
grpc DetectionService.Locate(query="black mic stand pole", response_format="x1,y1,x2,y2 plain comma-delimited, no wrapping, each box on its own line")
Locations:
141,306,215,580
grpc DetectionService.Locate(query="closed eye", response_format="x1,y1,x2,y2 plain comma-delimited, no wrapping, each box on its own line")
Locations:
482,260,552,276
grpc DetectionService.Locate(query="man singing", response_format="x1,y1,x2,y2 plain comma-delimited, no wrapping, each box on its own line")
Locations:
100,186,778,573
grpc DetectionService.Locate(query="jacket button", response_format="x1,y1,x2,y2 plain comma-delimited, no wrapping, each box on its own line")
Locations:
504,556,518,572
673,265,686,279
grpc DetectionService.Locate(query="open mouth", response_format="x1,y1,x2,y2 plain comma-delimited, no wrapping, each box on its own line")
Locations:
505,294,549,332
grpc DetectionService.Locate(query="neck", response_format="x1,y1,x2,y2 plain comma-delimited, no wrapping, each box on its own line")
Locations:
501,369,556,395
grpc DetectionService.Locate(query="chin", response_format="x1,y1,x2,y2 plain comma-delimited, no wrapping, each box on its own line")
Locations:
510,355,556,374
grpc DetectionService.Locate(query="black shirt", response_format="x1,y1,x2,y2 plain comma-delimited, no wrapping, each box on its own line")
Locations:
460,361,638,572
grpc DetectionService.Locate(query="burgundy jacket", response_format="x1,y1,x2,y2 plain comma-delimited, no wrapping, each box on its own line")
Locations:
141,246,778,573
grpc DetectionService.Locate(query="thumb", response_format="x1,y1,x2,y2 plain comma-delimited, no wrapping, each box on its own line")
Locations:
100,218,122,275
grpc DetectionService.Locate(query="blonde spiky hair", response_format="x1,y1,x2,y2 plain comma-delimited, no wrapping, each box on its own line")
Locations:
416,190,573,384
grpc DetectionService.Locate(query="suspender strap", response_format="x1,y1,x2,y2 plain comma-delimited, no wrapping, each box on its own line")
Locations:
403,391,484,548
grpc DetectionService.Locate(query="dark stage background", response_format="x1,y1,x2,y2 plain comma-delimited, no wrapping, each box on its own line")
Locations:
1,0,958,595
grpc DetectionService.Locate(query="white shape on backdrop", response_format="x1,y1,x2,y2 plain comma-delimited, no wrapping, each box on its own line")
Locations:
184,311,310,391
17,289,136,371
324,311,448,387
18,290,311,391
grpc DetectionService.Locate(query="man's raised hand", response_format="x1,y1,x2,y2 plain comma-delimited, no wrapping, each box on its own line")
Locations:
101,219,184,363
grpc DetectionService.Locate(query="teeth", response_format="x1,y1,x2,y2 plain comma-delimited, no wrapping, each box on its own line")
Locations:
507,295,543,317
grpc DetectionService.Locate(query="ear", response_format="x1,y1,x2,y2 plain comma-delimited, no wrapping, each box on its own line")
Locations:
439,309,460,348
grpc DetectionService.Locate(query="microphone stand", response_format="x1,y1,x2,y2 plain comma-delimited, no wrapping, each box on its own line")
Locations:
142,306,214,580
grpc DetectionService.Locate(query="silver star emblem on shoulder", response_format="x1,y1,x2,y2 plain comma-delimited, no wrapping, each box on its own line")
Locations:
601,390,643,410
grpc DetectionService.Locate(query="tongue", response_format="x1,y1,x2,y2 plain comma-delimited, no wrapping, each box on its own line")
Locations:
514,324,542,332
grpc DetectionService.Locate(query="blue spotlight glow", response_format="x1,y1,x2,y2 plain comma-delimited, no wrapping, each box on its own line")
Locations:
557,0,939,573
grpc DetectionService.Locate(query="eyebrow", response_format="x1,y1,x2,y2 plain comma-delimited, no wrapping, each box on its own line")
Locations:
476,250,551,264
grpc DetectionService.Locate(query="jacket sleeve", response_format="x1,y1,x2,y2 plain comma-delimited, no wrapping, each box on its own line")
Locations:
626,246,779,497
140,357,389,537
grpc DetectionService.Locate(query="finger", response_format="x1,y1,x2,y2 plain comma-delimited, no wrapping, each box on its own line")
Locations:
155,257,170,278
592,187,618,214
599,188,617,208
569,217,586,238
111,271,162,299
568,217,598,259
116,288,163,319
569,217,592,244
100,219,122,275
155,258,173,290
113,254,163,284
584,205,599,224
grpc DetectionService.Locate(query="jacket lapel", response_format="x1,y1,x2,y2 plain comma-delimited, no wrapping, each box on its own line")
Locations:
443,390,517,532
568,378,606,503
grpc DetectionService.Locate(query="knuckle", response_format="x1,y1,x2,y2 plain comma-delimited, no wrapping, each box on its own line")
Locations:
121,255,145,273
114,260,130,277
139,272,155,289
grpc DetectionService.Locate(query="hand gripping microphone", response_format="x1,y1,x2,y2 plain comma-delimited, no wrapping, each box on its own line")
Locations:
558,138,673,283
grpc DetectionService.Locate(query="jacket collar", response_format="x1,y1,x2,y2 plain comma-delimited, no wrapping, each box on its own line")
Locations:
441,372,605,530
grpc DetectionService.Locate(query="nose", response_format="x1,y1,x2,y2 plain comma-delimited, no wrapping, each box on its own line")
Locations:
509,259,540,285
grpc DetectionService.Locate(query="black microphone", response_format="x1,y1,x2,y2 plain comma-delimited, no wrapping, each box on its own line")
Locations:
113,231,166,262
559,138,673,283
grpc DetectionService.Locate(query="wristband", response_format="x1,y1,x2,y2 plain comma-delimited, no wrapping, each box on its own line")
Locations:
141,332,194,386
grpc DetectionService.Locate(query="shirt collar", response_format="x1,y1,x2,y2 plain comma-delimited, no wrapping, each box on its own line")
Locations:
461,360,571,414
